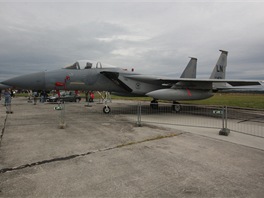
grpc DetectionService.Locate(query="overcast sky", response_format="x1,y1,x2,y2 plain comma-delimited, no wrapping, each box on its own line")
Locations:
1,0,264,82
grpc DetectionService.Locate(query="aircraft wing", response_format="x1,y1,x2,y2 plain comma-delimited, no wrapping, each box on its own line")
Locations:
124,75,262,91
125,74,261,85
101,71,262,91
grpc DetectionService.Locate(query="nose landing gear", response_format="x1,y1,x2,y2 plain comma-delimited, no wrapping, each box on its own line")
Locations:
103,105,111,114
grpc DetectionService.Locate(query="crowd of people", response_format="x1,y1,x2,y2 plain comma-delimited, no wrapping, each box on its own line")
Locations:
1,89,96,104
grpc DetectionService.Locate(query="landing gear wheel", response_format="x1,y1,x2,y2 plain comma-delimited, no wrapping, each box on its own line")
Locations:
172,101,181,112
103,106,111,114
150,99,158,109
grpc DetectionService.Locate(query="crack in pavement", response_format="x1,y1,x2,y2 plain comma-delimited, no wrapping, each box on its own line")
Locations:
0,114,8,147
0,133,181,174
237,115,264,124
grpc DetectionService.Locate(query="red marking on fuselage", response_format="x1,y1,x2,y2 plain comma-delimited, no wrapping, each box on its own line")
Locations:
55,75,71,89
55,82,64,87
186,88,192,96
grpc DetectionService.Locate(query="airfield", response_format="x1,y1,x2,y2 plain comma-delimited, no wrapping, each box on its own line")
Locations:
1,98,264,197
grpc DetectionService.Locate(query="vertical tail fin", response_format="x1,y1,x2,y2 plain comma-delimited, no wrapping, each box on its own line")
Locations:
210,50,228,79
180,57,197,78
210,50,228,90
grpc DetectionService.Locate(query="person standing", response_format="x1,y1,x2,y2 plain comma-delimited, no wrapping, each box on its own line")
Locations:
33,90,38,105
4,89,12,113
89,91,94,102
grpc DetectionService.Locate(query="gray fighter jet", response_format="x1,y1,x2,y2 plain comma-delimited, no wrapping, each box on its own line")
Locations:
2,50,261,113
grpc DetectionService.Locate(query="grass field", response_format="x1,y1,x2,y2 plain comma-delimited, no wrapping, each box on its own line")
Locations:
111,93,264,109
180,93,264,109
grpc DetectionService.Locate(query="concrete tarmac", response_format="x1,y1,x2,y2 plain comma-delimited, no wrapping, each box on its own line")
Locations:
0,98,264,197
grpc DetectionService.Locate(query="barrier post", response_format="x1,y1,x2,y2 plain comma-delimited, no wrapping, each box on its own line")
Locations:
59,102,66,129
219,106,230,136
137,102,142,127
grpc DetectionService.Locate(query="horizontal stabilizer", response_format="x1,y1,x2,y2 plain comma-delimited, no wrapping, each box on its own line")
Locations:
226,81,262,86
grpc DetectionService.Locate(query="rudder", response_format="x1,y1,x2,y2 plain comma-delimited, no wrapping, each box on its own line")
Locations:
210,50,228,79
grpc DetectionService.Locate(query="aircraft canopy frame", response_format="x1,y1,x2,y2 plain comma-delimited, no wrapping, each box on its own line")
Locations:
64,60,117,70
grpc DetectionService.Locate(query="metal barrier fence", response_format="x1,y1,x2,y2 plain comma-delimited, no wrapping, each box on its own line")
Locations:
77,101,264,138
137,103,224,128
3,98,263,138
224,107,264,137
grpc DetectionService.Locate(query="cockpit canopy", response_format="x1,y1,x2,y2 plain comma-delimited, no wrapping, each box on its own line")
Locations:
64,60,117,70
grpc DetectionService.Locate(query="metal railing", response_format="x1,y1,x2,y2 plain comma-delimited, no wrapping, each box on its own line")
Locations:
224,107,264,137
82,102,264,138
2,98,264,138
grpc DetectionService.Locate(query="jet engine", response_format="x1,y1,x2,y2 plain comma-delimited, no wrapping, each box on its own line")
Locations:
146,88,213,101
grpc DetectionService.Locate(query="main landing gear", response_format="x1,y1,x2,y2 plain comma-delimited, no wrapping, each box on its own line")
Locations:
150,99,182,112
150,99,159,109
172,101,181,112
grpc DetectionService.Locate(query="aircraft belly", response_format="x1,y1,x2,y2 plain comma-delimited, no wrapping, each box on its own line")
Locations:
146,89,213,101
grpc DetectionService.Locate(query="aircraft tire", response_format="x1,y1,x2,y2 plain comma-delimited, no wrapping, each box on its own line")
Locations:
172,102,181,112
150,100,158,109
103,106,111,114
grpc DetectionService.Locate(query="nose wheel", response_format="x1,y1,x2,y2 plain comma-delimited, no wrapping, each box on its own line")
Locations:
103,105,111,114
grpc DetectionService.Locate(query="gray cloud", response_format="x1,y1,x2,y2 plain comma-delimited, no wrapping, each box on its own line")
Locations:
0,1,264,82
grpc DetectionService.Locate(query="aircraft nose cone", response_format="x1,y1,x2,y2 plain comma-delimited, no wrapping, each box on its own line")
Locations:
3,71,46,90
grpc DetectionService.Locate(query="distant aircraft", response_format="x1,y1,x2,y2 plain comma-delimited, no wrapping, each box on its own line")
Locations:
2,50,262,113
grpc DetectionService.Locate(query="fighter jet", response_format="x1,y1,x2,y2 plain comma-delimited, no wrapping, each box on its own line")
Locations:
2,50,261,113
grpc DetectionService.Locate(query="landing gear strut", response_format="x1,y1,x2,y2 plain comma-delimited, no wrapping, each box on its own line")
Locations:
102,91,111,114
150,99,158,109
